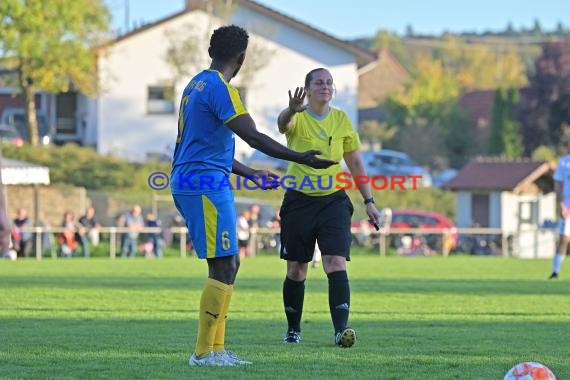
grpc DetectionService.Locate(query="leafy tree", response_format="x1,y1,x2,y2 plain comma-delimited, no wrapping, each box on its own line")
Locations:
388,54,460,124
372,30,407,64
385,54,473,168
435,37,527,90
0,0,111,146
164,24,209,86
532,19,543,35
164,4,274,94
502,88,524,158
358,120,397,149
519,40,570,155
405,24,415,38
531,145,557,162
489,87,523,158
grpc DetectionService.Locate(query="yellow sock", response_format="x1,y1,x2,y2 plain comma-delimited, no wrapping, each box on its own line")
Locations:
213,285,233,351
195,278,230,358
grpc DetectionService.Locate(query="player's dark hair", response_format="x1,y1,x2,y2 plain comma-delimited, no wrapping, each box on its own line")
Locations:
304,68,328,88
208,25,249,62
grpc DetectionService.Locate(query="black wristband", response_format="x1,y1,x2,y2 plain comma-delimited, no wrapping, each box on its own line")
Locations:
364,197,375,205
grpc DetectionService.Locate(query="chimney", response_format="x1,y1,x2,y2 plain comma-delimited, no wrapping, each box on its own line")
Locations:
185,0,209,11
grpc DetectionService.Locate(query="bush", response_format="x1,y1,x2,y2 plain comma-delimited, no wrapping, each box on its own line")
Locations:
3,144,169,191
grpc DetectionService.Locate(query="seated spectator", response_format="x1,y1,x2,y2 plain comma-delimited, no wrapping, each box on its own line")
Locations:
79,206,101,247
12,208,32,258
58,211,79,257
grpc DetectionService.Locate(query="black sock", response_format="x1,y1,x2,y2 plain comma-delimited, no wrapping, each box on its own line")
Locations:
283,276,305,332
327,270,350,333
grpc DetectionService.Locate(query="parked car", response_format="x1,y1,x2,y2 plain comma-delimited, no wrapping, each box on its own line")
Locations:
390,209,457,251
352,208,457,251
432,169,459,188
0,108,53,145
360,149,432,187
0,123,24,147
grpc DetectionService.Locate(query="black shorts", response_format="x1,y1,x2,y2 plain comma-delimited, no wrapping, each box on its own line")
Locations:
279,190,353,263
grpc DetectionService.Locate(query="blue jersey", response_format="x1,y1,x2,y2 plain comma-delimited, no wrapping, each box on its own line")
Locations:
171,70,247,194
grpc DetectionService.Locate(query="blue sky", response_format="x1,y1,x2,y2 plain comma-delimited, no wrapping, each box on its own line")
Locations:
105,0,569,39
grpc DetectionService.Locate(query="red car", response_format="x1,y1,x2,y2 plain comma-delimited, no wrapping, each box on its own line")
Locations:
389,209,458,251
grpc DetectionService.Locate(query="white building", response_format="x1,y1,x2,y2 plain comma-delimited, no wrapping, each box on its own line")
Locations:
92,0,375,161
446,158,556,259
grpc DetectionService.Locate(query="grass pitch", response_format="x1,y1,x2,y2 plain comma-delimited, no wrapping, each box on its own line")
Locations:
1,255,569,379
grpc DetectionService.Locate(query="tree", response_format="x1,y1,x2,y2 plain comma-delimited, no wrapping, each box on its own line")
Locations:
531,145,557,161
372,30,406,63
0,0,111,146
164,2,274,96
502,88,524,158
164,24,209,86
519,40,570,155
358,120,397,149
435,37,527,90
532,19,543,35
505,22,516,36
235,37,275,85
385,55,474,168
489,87,523,158
405,24,415,38
389,54,460,124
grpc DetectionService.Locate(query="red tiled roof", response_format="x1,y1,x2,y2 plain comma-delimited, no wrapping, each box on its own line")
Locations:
445,158,552,192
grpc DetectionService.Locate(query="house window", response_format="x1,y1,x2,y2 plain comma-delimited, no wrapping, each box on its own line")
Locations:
518,201,537,224
147,86,175,114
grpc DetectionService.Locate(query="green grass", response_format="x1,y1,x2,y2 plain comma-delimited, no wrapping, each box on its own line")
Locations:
1,256,569,379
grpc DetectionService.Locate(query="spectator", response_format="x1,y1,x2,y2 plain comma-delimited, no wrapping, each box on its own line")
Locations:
249,204,261,229
272,209,281,254
13,208,32,258
121,205,144,258
58,211,79,257
0,187,12,258
144,213,163,258
237,210,251,258
79,206,101,247
248,204,261,256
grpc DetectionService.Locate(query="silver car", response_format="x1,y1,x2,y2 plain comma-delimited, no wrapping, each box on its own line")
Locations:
360,149,432,187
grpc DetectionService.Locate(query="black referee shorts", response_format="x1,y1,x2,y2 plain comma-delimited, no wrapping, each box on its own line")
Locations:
279,190,353,263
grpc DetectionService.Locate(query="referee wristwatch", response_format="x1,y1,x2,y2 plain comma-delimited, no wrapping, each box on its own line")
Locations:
364,197,375,205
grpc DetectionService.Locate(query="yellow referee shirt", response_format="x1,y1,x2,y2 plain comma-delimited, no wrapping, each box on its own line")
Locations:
282,107,361,196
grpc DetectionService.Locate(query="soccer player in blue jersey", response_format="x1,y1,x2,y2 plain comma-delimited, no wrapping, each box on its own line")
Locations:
171,25,335,367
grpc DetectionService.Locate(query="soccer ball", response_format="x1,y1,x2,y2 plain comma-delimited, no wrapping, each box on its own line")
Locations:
504,362,556,380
